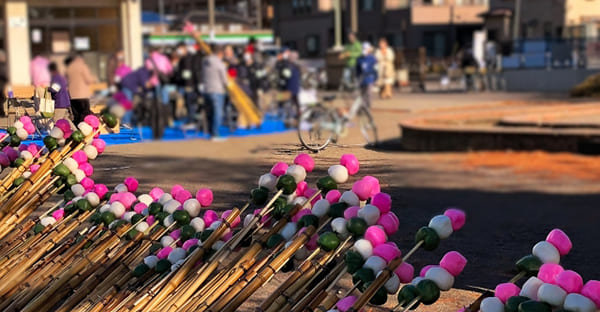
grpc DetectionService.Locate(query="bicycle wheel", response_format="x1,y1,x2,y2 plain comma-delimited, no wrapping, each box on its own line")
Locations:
357,106,378,147
297,105,335,152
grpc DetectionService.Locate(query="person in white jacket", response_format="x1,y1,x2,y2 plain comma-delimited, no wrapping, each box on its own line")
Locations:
375,38,395,99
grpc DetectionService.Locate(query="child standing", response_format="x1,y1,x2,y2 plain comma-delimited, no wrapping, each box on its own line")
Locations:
355,42,378,108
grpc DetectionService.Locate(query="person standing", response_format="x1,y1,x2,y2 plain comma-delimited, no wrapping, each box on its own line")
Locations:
355,42,378,108
107,50,131,94
66,52,97,124
201,45,229,140
375,38,395,99
339,32,362,88
30,54,51,106
175,43,202,125
48,62,71,122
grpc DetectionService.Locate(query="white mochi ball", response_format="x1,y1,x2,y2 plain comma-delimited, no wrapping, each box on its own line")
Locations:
138,194,153,206
520,276,544,300
23,171,32,179
293,196,310,209
312,199,330,218
280,222,297,241
353,239,373,260
73,169,86,183
480,297,504,312
328,165,349,184
377,271,400,294
243,214,255,228
110,104,126,119
212,240,226,251
40,216,57,227
258,173,278,192
183,199,201,217
16,128,28,140
64,157,79,173
167,247,187,264
563,293,598,312
357,204,380,226
163,214,175,227
537,283,567,307
122,211,136,223
78,122,93,137
109,202,126,218
83,145,98,160
71,184,86,197
411,277,425,286
135,221,149,233
286,193,297,204
190,217,205,232
331,217,349,236
144,255,159,268
340,191,360,207
85,192,100,207
163,199,181,214
158,193,173,205
99,204,111,213
428,215,453,240
286,165,307,183
209,220,222,231
114,183,128,193
20,150,33,160
161,236,175,247
14,121,24,129
364,256,387,273
425,266,455,291
532,241,560,264
50,127,64,139
58,138,66,147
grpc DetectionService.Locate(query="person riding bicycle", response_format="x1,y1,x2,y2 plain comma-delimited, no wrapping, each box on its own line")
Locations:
355,42,378,109
338,32,362,89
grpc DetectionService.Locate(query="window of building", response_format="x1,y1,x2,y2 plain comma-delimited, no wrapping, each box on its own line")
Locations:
423,31,448,57
543,22,553,38
386,33,404,47
360,0,375,11
306,35,320,57
292,0,313,14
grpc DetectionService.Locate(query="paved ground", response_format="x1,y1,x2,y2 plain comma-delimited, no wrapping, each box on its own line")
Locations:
92,91,600,311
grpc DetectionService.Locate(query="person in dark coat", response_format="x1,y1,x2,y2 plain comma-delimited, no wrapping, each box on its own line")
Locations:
174,43,203,124
237,52,265,107
48,62,71,122
119,66,152,126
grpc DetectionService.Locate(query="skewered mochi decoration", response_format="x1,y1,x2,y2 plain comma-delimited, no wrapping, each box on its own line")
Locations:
339,154,360,175
294,153,315,172
312,199,330,218
328,165,349,184
480,297,504,312
285,164,306,183
183,198,201,217
563,293,598,312
351,179,372,201
556,270,584,293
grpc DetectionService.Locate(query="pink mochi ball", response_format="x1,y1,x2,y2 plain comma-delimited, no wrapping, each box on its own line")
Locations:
52,209,65,221
221,210,241,228
305,232,319,251
325,190,342,204
79,163,94,177
18,144,28,152
84,115,101,129
55,119,71,134
537,263,564,284
494,283,521,304
352,180,372,201
203,210,219,227
134,203,147,214
336,295,358,312
124,177,139,193
119,192,138,209
23,123,36,135
157,246,173,259
364,226,386,247
439,251,468,276
147,215,156,226
295,181,308,196
171,185,185,197
30,164,41,174
80,177,95,191
92,139,106,154
581,280,600,308
196,188,213,207
149,187,164,201
270,162,288,177
340,154,360,175
19,115,32,125
373,243,400,263
546,228,572,256
556,270,584,293
292,208,312,223
394,262,415,283
221,231,233,242
183,239,199,251
377,212,399,235
303,188,322,206
444,208,466,231
344,206,360,220
371,193,392,214
170,229,181,240
94,184,109,199
3,146,18,161
294,153,315,172
0,154,10,167
72,150,88,165
361,176,380,197
175,189,193,203
110,193,122,204
420,265,437,277
26,144,39,156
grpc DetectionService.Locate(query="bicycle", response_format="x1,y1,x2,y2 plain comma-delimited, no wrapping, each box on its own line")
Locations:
297,89,378,152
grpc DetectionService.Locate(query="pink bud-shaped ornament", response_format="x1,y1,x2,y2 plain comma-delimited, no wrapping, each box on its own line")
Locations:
538,263,564,284
19,115,32,125
325,190,342,204
581,280,600,308
373,243,400,263
18,144,27,152
303,187,322,206
55,119,72,134
305,232,319,251
80,177,95,191
2,146,18,161
94,184,109,199
0,154,10,167
420,265,437,277
79,162,94,177
92,139,106,154
336,295,358,312
340,154,360,175
196,188,213,207
439,251,468,276
26,143,39,156
444,208,466,231
84,115,101,129
147,215,156,226
556,270,584,294
157,246,173,259
270,162,288,177
23,123,36,135
494,283,521,303
377,212,399,235
203,210,218,227
124,176,139,193
221,210,241,228
169,229,181,240
30,164,41,174
171,184,185,197
546,229,572,256
52,209,65,221
110,193,123,205
175,189,192,203
134,203,147,214
119,192,137,209
149,187,164,201
361,176,380,197
292,208,312,223
344,206,360,220
394,262,415,283
295,181,308,196
72,150,88,165
183,239,199,251
352,180,372,201
294,153,315,172
371,193,391,214
364,226,386,247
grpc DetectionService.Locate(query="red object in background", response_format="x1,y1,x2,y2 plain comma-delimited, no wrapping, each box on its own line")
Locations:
227,67,238,78
245,44,255,54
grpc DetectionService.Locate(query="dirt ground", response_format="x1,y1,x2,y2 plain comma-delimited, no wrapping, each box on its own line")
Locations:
91,92,600,311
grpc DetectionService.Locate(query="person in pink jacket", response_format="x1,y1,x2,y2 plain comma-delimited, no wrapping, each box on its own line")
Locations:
30,55,51,103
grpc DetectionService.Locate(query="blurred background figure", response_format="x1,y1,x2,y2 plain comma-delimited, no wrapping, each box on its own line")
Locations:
356,42,377,108
459,46,479,92
484,40,498,91
375,38,395,99
107,50,131,94
174,42,202,126
339,32,362,88
30,54,51,106
201,44,229,140
66,52,97,124
47,62,70,122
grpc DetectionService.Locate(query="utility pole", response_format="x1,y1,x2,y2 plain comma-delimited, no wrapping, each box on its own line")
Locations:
158,0,165,33
333,0,342,50
209,0,215,32
256,0,262,29
513,0,522,40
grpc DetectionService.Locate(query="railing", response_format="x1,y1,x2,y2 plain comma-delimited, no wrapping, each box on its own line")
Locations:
500,38,600,70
